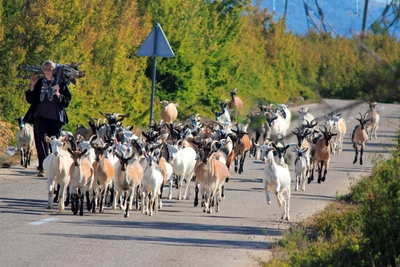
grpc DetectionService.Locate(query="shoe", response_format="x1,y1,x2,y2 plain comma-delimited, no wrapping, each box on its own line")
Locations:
37,170,45,177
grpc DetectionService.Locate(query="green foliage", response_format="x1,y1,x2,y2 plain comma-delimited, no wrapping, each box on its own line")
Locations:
264,131,400,267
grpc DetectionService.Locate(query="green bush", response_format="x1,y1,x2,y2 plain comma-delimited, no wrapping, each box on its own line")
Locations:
264,130,400,267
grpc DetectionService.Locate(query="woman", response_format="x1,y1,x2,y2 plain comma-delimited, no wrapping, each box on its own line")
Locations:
23,60,71,177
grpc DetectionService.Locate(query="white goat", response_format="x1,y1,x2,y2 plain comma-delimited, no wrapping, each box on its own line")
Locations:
325,112,347,154
297,107,315,129
141,153,164,216
365,102,380,140
15,117,35,168
265,111,287,139
214,102,232,125
43,136,73,211
165,143,197,200
294,147,310,191
259,144,291,221
278,104,291,132
76,136,96,164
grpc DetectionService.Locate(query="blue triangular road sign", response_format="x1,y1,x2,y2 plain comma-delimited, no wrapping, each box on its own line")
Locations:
137,23,175,58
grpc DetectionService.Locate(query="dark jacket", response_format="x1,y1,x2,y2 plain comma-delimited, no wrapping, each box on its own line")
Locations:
23,77,71,125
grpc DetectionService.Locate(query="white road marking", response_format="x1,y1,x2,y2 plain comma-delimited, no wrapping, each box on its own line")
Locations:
28,217,59,226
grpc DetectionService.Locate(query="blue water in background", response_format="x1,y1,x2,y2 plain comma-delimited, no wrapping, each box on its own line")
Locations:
258,0,399,38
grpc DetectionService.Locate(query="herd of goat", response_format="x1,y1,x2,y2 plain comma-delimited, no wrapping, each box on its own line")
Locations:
15,93,381,221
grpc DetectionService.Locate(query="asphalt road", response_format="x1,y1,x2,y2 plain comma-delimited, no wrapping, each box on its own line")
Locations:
0,99,398,267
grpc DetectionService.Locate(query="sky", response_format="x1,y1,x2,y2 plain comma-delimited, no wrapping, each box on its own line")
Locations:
258,0,399,37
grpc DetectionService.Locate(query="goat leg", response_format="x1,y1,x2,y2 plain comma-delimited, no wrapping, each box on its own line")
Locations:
322,165,327,182
239,155,245,174
79,193,84,216
317,162,322,184
353,143,358,164
71,193,76,215
220,185,225,201
234,157,238,173
85,191,91,211
53,183,60,203
194,184,199,207
124,195,130,218
308,168,314,184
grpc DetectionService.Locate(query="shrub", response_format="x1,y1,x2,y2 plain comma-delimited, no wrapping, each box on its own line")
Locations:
264,130,400,267
0,120,18,167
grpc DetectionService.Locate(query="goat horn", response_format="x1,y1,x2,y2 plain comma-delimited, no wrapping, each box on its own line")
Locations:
117,113,130,118
310,119,318,127
99,111,107,118
89,135,98,148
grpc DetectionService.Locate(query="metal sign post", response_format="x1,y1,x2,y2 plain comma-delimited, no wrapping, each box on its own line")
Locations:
137,23,175,126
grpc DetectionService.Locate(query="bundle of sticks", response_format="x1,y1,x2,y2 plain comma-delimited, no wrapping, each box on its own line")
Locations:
19,62,85,85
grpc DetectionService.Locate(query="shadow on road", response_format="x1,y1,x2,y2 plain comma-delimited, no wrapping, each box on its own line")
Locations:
47,219,283,250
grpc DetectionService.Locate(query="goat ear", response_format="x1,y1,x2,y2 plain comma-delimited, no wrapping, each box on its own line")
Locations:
67,148,73,154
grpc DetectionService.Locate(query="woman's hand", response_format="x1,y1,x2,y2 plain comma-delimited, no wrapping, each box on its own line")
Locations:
30,73,38,91
53,84,61,98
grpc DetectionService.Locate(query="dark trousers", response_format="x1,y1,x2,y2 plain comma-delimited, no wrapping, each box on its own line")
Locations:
33,117,63,171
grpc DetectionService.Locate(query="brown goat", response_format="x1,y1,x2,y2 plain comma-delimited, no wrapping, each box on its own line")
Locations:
194,152,230,213
74,118,97,141
309,125,337,184
114,151,143,218
90,135,115,213
68,148,94,216
231,126,252,174
160,101,178,124
351,113,370,165
228,88,243,121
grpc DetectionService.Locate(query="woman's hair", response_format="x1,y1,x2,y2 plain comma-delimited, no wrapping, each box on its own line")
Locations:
42,60,56,71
